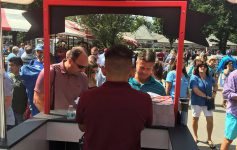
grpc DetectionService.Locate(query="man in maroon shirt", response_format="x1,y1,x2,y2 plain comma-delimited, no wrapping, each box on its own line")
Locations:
76,44,153,150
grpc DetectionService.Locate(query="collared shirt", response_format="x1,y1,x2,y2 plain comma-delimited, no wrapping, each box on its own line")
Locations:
4,72,15,126
76,81,152,150
190,75,215,106
223,70,237,117
129,76,166,96
34,61,88,109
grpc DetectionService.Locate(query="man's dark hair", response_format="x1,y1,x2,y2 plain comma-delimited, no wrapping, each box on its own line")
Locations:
105,44,133,60
8,57,23,66
68,46,85,61
137,49,156,63
153,61,163,80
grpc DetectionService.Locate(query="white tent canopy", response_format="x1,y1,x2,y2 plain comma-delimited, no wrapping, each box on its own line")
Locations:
1,8,31,32
133,25,156,41
207,34,237,46
0,0,34,4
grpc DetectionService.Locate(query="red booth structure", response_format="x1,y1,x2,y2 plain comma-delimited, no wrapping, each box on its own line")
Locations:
43,0,188,121
0,1,204,150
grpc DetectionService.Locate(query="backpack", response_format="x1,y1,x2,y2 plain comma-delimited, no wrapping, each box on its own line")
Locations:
20,60,42,116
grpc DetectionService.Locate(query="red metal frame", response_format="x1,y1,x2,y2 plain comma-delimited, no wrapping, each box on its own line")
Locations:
43,0,187,122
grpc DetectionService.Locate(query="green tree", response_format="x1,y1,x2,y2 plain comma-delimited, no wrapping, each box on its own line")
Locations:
152,18,176,49
76,14,136,48
190,0,237,53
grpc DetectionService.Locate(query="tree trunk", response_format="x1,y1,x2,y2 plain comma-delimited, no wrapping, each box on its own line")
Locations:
218,32,230,55
11,31,17,45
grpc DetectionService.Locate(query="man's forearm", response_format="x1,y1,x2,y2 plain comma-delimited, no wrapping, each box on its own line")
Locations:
33,91,44,112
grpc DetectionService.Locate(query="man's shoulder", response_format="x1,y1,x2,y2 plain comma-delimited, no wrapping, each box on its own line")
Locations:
128,77,139,86
149,76,163,86
229,70,237,78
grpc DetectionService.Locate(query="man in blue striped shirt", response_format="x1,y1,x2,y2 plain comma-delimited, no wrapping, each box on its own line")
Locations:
129,50,166,96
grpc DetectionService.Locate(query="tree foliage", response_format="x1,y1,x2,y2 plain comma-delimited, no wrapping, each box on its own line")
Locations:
152,18,176,49
76,14,153,48
190,0,237,53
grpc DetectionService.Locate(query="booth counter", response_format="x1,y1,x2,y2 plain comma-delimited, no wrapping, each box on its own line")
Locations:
0,110,198,150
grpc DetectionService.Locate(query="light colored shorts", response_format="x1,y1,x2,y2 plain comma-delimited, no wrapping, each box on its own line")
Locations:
225,113,237,140
191,105,213,117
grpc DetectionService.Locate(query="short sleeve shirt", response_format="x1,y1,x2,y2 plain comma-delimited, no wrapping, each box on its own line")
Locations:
34,61,88,109
4,73,15,125
166,70,189,99
129,76,166,96
76,81,152,150
190,75,215,106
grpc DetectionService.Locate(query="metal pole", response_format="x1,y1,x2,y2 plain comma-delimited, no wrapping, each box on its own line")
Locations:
174,2,187,121
43,0,50,114
0,2,7,141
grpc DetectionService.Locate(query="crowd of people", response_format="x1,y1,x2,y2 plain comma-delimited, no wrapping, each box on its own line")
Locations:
2,42,237,150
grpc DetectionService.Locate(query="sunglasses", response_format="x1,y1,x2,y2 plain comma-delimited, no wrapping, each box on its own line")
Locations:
74,61,87,69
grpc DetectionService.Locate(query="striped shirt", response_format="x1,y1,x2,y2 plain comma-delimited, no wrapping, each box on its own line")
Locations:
129,76,166,96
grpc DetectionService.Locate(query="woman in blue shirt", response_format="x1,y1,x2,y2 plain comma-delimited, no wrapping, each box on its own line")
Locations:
166,58,189,125
166,58,189,99
190,63,218,148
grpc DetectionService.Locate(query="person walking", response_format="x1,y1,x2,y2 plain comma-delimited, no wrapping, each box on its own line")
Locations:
220,69,237,150
190,63,218,149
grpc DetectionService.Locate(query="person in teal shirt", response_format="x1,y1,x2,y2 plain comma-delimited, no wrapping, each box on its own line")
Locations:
166,58,189,125
129,50,166,96
166,58,189,99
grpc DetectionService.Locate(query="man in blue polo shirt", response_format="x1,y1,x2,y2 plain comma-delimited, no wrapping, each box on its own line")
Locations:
129,50,166,96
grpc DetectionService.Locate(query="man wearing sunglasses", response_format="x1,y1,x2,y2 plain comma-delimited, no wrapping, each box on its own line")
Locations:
34,46,88,112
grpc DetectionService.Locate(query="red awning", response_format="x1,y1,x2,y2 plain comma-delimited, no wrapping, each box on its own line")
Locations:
64,20,94,39
1,8,31,32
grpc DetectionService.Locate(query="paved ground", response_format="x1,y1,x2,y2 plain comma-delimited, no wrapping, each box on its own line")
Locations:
187,89,237,150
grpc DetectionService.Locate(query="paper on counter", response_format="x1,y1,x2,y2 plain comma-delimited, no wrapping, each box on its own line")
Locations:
74,97,80,105
147,92,160,98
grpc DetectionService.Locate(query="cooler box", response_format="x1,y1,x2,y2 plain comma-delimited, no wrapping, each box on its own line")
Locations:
151,96,175,127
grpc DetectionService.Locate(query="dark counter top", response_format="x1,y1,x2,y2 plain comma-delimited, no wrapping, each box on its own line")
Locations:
0,110,198,150
0,119,47,149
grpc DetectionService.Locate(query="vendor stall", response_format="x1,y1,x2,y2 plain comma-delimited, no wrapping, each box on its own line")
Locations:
0,0,213,150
